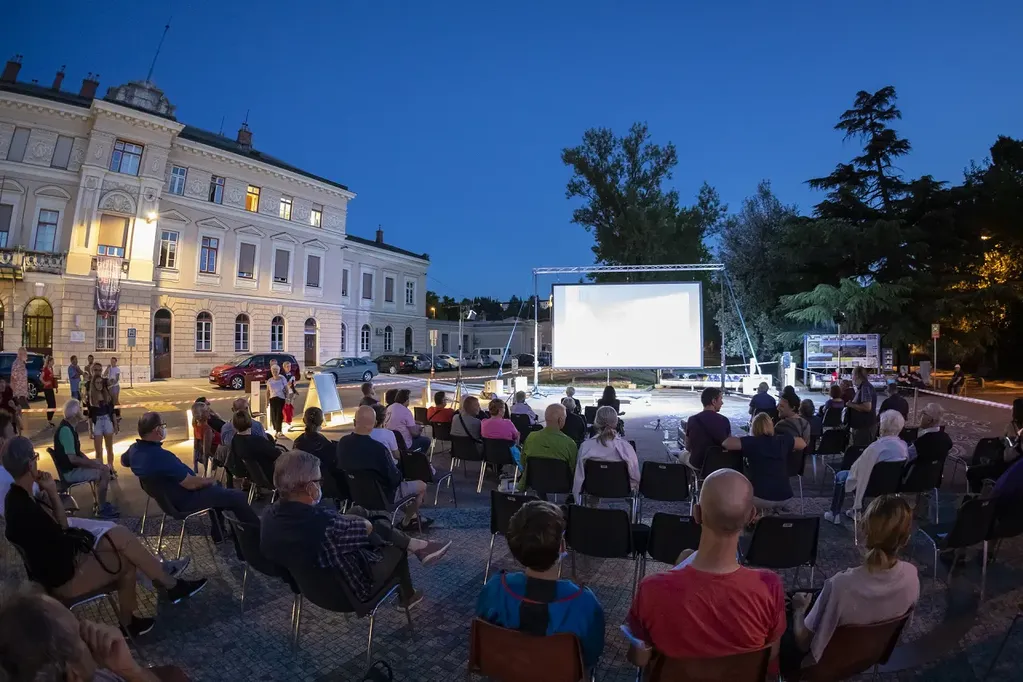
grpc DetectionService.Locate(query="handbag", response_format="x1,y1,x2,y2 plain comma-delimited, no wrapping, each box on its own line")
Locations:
282,402,294,423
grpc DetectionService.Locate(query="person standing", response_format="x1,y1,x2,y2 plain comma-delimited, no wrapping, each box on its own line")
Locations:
281,360,298,430
10,347,28,433
103,357,122,432
947,364,966,395
67,355,82,401
266,363,288,434
847,367,878,446
42,355,58,428
87,364,117,475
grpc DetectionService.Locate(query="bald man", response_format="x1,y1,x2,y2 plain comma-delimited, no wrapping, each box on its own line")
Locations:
336,406,430,530
518,404,579,494
626,469,785,668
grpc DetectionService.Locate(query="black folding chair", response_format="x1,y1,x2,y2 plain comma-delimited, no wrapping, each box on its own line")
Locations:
821,445,866,496
637,461,691,522
138,476,216,560
853,461,907,545
223,513,300,617
428,421,452,460
821,407,844,429
899,457,946,523
814,428,850,484
344,470,418,528
987,497,1023,566
581,459,636,518
483,490,537,584
239,453,278,505
524,457,574,502
480,438,518,494
787,447,808,514
697,447,744,496
742,515,820,588
413,406,429,426
44,447,93,515
917,497,997,599
583,406,597,426
509,413,535,440
319,467,350,512
955,437,1006,492
637,512,701,580
564,504,638,593
450,435,485,478
400,448,455,507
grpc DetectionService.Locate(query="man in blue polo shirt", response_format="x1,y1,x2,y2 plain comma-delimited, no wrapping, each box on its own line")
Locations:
748,382,776,416
124,412,259,538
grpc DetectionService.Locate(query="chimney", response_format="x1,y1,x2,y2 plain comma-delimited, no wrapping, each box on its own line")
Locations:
79,72,99,99
236,122,252,149
1,55,22,83
375,226,384,244
51,65,65,91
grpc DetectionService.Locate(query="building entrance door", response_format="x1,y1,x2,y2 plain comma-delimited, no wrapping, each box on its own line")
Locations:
304,318,317,367
153,309,172,379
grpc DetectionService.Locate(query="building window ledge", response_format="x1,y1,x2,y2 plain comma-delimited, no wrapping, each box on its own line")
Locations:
196,272,221,287
156,268,179,282
271,281,293,294
303,285,324,298
235,277,258,290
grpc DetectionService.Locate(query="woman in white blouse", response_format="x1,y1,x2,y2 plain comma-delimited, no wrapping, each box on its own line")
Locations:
572,406,640,495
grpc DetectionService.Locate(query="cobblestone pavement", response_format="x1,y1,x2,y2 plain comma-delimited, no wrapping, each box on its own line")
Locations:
1,393,1021,681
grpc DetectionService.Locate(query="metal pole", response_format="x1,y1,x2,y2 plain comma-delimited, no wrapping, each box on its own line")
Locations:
456,308,463,400
837,324,842,383
912,387,919,424
719,273,726,393
933,338,938,381
532,273,540,390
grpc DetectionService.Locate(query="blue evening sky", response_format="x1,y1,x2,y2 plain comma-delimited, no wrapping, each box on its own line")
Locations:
5,1,1021,300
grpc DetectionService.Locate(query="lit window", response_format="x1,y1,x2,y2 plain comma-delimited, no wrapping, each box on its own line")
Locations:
360,324,371,352
384,277,395,303
96,215,128,257
362,272,373,300
96,314,116,351
6,128,29,163
310,204,322,227
306,254,321,288
235,314,250,352
273,249,290,284
405,280,415,305
270,316,285,351
237,242,256,279
34,209,60,252
169,166,187,195
209,175,225,204
109,139,143,175
342,269,349,296
340,323,347,353
158,230,178,268
279,196,292,220
246,185,260,212
200,236,219,274
195,312,213,352
383,325,393,352
51,135,74,169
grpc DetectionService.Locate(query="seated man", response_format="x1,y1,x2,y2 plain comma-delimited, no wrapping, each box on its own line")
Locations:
510,391,540,426
358,381,379,406
338,406,429,531
519,404,578,492
125,411,260,539
52,399,118,518
451,396,484,455
560,397,588,445
878,390,910,421
683,387,731,471
626,469,785,668
426,391,455,423
477,501,604,669
774,394,810,443
748,382,777,416
220,397,267,447
261,451,451,610
947,364,966,395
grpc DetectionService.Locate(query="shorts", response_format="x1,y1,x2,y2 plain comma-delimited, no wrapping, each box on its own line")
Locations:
395,480,424,502
93,415,114,437
63,467,102,484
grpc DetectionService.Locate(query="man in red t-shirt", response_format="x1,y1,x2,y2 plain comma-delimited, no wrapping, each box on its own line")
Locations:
426,391,455,423
626,469,785,667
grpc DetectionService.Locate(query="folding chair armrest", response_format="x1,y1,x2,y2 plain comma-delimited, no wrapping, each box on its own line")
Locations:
434,472,454,486
394,494,418,512
181,507,214,522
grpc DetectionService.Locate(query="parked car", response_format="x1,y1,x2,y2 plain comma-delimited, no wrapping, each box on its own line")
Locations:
466,348,511,369
409,354,433,372
209,353,300,390
307,357,377,383
538,351,552,367
435,354,460,370
373,354,418,375
515,353,535,368
0,352,45,400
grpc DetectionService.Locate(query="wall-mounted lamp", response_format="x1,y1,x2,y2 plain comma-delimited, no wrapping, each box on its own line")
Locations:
145,211,159,224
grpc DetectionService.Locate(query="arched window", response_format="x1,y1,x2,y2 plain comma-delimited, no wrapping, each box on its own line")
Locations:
360,324,371,353
23,297,53,355
404,327,413,353
195,312,213,352
383,325,393,352
270,316,285,351
340,323,347,353
234,314,250,352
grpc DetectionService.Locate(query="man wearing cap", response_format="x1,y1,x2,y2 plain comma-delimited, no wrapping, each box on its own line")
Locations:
947,364,966,395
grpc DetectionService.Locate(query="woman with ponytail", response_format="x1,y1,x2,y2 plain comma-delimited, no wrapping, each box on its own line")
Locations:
572,406,639,495
781,494,919,672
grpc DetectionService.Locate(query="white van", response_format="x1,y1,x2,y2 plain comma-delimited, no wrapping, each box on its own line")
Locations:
466,348,507,368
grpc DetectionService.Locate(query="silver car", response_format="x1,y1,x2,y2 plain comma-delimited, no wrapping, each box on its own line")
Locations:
306,357,377,383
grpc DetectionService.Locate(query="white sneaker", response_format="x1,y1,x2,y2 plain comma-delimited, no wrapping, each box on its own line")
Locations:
845,509,857,520
823,511,842,525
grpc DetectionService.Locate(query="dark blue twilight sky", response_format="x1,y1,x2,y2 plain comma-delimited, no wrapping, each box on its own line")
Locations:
4,1,1021,300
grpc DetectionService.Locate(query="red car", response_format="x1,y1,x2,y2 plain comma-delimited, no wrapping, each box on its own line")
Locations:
209,353,300,390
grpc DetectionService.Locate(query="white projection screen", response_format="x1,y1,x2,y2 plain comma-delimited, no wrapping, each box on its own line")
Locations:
552,282,703,369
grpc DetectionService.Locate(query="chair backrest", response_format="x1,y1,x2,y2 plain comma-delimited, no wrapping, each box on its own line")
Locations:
581,459,632,498
838,445,866,471
786,448,806,477
744,515,819,570
509,413,533,437
943,497,998,548
700,447,744,479
971,437,1005,466
821,407,844,429
525,458,574,496
799,612,911,682
451,435,485,462
646,513,701,565
239,453,275,491
565,504,633,558
222,514,285,579
863,461,906,498
467,618,586,682
483,438,516,468
344,470,390,511
490,490,537,535
288,560,366,615
988,496,1023,542
400,449,435,484
646,646,771,682
431,421,452,442
899,457,945,494
391,429,410,457
138,476,183,517
319,467,349,507
583,405,597,425
899,427,919,444
817,428,849,455
639,461,690,502
413,406,429,425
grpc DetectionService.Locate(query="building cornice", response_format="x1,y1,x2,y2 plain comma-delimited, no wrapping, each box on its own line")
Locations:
345,240,429,268
0,92,92,122
158,196,347,246
91,99,185,136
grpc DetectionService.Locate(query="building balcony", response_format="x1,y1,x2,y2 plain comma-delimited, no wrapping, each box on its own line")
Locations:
0,249,67,280
90,257,130,274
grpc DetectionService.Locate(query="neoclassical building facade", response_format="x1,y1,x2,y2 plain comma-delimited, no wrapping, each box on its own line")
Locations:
0,57,428,380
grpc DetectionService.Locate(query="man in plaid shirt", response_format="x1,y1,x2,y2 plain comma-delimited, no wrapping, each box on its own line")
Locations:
262,451,452,606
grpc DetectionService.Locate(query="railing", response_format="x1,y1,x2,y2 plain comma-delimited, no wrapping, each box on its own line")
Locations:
0,249,67,275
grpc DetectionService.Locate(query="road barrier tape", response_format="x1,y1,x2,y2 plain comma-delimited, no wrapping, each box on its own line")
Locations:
20,393,241,414
914,388,1011,410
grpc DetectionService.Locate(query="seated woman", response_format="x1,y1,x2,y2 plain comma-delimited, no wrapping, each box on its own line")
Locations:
510,391,541,427
819,384,845,418
2,436,207,638
481,399,522,472
824,410,908,525
573,406,639,496
293,407,336,470
801,399,823,439
723,413,806,513
229,410,281,485
370,403,401,462
384,389,431,453
596,385,621,414
782,494,919,674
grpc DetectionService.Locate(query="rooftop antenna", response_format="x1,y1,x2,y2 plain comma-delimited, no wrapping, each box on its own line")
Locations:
218,116,225,135
243,109,250,125
145,18,172,82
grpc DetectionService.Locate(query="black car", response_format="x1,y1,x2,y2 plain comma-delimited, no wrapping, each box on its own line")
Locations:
373,354,418,375
515,353,535,368
0,352,45,400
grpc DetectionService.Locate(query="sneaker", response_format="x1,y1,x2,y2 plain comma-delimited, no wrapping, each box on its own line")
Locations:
96,503,120,519
845,509,857,520
163,557,191,579
413,540,452,566
823,511,842,525
165,578,208,605
397,589,425,610
121,616,155,638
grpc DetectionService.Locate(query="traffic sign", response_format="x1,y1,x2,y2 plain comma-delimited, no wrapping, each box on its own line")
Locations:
931,324,940,340
429,329,438,346
127,327,137,339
